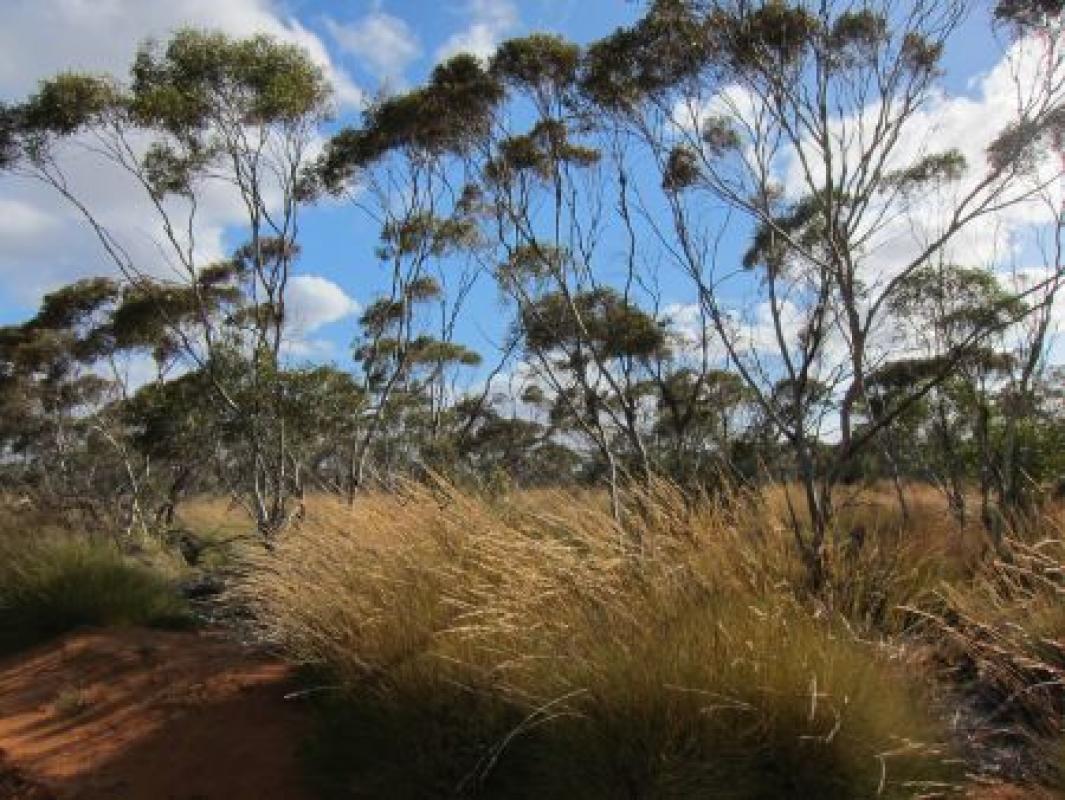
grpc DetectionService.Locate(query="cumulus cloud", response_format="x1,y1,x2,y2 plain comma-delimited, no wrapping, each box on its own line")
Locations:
436,0,519,63
326,10,421,86
285,275,360,336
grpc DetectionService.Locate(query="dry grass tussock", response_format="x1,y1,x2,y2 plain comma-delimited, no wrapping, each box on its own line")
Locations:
922,520,1065,787
235,481,965,798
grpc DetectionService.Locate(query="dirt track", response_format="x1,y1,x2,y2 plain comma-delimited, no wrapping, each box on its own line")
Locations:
0,628,310,800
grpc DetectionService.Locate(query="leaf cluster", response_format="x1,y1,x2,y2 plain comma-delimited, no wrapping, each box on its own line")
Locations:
317,55,504,191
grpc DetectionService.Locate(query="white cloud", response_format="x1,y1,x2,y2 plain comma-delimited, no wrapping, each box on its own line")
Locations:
326,11,421,86
665,297,842,369
286,275,360,335
436,0,518,63
0,198,56,240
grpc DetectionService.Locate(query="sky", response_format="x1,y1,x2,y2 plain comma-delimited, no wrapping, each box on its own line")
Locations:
0,0,1053,382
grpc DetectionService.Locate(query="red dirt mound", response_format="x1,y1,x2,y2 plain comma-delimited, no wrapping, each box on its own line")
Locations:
0,628,311,800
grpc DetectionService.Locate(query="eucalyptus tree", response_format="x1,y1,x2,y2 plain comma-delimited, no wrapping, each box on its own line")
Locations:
647,366,755,486
482,34,687,520
0,279,122,510
877,265,1023,530
9,30,333,539
576,0,1065,582
449,394,584,488
0,277,184,532
318,39,693,520
317,54,497,498
0,103,18,171
353,274,481,489
995,200,1065,516
0,253,266,531
517,286,670,482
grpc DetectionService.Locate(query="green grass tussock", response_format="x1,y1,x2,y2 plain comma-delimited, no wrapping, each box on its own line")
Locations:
0,535,192,653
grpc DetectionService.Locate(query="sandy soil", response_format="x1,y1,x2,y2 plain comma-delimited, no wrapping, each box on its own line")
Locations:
0,628,311,800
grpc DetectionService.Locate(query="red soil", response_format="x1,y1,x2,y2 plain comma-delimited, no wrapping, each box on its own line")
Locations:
0,628,311,800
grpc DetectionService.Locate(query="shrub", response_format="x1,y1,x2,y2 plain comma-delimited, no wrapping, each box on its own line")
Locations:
0,535,191,653
238,482,959,798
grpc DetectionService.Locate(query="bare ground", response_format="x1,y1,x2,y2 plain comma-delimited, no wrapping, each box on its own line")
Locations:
0,628,311,800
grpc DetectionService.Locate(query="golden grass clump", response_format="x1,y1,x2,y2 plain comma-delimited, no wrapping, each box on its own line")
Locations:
931,524,1065,740
236,481,960,798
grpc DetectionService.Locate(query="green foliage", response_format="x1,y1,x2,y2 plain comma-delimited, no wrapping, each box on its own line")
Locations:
407,336,482,367
899,32,944,74
742,192,834,273
487,119,600,183
491,34,581,93
130,29,330,132
0,102,20,169
580,0,713,110
496,243,567,286
107,278,240,354
662,144,701,191
452,408,580,485
21,73,120,136
124,370,217,461
829,9,889,62
0,535,190,654
987,107,1065,173
0,278,126,472
29,277,120,332
710,1,823,71
521,287,669,362
890,264,1025,339
700,113,741,156
317,54,503,189
883,150,967,194
142,141,207,199
995,0,1064,30
358,298,406,338
16,28,331,218
378,213,480,259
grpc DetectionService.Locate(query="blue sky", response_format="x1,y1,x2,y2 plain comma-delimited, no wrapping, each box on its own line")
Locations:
0,0,1046,382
